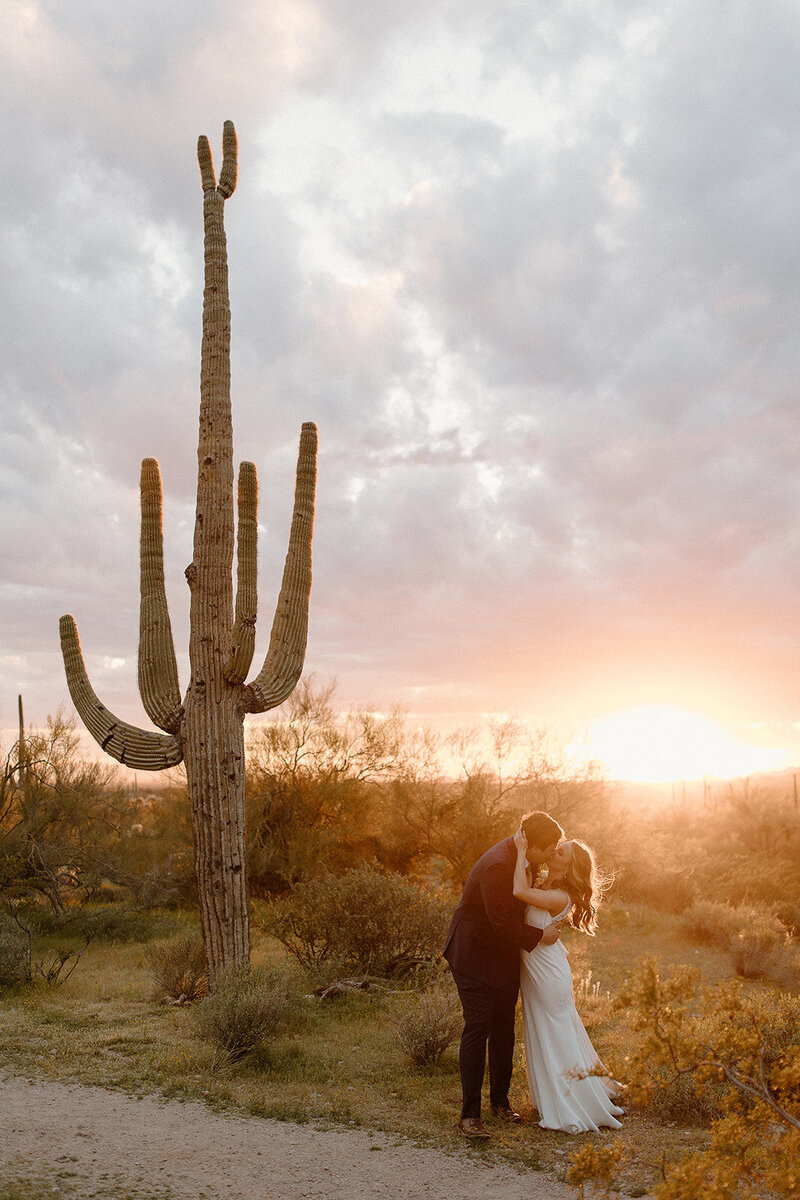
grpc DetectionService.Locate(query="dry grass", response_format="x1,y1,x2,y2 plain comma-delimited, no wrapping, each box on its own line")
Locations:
147,933,208,1003
0,1175,179,1200
395,982,462,1066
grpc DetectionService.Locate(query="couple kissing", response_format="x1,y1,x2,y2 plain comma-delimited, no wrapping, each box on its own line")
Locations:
443,811,623,1137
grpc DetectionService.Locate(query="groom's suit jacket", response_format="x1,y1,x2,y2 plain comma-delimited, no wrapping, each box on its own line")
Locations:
443,836,543,989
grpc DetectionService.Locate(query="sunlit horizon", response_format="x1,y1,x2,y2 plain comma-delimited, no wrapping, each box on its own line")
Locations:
5,697,799,789
581,705,794,784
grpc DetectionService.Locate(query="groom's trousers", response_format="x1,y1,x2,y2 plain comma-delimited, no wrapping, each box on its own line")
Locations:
450,967,520,1119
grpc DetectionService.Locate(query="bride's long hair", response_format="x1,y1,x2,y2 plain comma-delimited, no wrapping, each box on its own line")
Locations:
555,839,612,936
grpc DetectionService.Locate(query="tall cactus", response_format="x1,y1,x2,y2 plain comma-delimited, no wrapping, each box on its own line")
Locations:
58,122,318,985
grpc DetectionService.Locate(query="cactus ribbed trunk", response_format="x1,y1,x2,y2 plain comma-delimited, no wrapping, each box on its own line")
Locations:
59,122,317,991
183,174,248,978
184,693,248,974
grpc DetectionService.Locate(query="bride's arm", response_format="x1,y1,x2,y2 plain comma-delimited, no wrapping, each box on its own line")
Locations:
512,832,534,902
512,830,569,915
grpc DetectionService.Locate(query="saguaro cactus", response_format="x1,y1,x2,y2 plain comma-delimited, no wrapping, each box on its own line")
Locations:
59,122,317,985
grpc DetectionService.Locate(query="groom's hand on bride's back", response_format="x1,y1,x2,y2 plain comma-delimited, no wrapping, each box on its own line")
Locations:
540,919,564,945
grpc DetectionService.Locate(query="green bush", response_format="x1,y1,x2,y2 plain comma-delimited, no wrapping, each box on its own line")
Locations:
129,856,196,910
395,982,462,1066
195,966,291,1061
0,916,30,988
20,902,158,943
147,933,208,1002
262,864,451,976
299,952,358,996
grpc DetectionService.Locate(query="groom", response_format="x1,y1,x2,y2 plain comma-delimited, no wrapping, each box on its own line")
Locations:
443,810,565,1138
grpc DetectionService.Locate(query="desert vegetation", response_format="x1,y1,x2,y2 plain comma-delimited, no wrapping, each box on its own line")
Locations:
2,683,799,1197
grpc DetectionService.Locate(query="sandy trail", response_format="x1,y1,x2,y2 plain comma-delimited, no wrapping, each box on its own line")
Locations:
1,1074,577,1200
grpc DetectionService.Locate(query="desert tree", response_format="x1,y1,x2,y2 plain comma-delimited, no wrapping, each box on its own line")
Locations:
58,122,317,985
0,708,132,914
246,677,408,891
387,719,608,885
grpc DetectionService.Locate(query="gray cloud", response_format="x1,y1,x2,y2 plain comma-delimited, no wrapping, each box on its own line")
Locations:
3,0,800,761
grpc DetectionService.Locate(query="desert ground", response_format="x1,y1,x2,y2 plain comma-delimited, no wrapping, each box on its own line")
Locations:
1,1073,579,1200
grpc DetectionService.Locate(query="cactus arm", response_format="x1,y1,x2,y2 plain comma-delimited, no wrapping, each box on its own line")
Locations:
197,135,216,192
217,120,238,199
243,422,317,714
197,119,237,196
224,461,258,685
138,458,183,733
59,616,183,770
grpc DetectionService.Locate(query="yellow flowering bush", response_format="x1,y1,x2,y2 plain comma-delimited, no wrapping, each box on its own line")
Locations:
568,959,800,1199
566,1138,631,1198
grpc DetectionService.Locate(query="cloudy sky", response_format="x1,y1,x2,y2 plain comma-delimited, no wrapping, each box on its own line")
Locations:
4,0,800,777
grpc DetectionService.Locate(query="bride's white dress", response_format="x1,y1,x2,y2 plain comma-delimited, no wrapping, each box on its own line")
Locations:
520,900,624,1133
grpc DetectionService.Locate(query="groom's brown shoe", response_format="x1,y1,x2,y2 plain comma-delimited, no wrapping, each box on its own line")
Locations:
458,1118,491,1138
491,1105,522,1123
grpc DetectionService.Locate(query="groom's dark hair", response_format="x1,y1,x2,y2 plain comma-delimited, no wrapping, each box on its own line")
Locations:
521,810,564,850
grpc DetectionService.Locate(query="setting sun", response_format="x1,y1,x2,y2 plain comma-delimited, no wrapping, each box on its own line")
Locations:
584,705,793,783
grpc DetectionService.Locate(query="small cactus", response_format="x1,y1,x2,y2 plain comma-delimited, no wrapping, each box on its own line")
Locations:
59,122,317,985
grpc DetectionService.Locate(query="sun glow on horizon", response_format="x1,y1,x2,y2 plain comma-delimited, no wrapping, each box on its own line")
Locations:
583,705,792,783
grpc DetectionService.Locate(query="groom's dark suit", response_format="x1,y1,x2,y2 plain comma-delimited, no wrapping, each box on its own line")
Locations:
443,836,543,1120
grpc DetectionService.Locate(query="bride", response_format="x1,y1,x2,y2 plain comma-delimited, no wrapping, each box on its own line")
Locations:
512,829,624,1134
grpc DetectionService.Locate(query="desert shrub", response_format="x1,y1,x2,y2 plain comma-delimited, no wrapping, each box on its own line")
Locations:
774,900,800,938
298,952,358,996
262,864,451,976
657,872,697,914
128,858,193,909
566,1139,631,1198
734,989,800,1063
0,908,91,988
605,901,655,932
195,966,291,1061
615,959,800,1124
642,1056,729,1124
395,981,462,1066
730,914,791,979
0,713,142,914
604,961,800,1197
33,941,91,987
684,901,792,978
92,882,127,903
70,904,156,942
615,863,697,914
20,901,159,943
618,979,730,1122
147,933,208,1002
684,900,742,946
0,916,30,987
699,850,797,909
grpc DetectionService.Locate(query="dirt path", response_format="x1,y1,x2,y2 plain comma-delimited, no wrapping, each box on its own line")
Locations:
1,1074,578,1200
